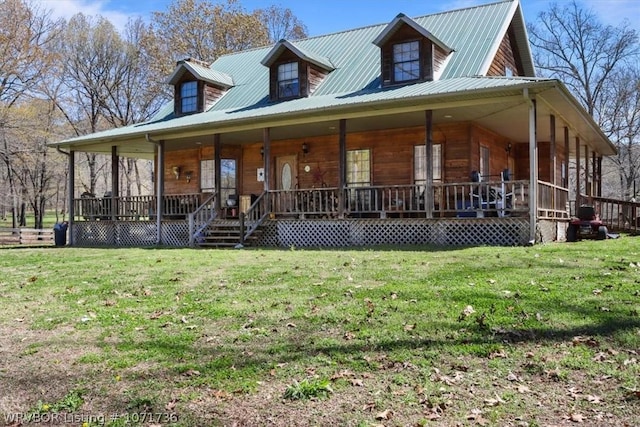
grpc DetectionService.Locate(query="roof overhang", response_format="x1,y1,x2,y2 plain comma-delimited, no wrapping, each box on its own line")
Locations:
260,40,335,71
52,78,615,158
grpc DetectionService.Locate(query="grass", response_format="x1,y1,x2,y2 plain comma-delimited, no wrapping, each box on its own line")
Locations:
0,239,639,425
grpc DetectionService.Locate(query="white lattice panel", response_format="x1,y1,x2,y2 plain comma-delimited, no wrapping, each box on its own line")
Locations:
161,222,190,247
252,218,530,248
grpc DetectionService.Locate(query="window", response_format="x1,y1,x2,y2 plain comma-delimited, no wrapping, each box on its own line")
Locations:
393,41,420,82
220,159,237,203
200,159,236,201
278,62,299,98
480,146,490,180
180,81,198,113
414,144,442,186
346,149,371,186
200,159,214,192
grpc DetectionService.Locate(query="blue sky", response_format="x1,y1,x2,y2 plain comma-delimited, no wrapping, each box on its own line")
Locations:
41,0,640,35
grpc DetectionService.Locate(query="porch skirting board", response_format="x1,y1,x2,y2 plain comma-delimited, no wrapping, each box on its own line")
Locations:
70,218,533,248
255,218,531,247
71,221,188,247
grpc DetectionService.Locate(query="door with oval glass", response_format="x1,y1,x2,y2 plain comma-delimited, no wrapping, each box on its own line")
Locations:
275,155,298,213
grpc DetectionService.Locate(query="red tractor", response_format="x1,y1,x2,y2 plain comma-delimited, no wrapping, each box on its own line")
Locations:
566,205,608,242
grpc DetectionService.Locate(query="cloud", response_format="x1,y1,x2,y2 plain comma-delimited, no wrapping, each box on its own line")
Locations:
40,0,135,30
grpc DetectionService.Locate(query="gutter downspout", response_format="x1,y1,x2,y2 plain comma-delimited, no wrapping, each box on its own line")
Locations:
57,147,74,246
524,89,538,243
146,134,163,245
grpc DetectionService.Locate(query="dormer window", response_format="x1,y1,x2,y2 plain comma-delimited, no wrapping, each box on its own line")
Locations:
167,58,234,117
261,40,334,102
373,14,453,87
180,81,199,114
393,41,420,82
278,62,299,98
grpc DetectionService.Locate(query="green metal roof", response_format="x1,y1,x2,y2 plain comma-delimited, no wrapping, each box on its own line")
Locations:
58,0,537,145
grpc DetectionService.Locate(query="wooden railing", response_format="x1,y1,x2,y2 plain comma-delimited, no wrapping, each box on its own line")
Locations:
265,181,531,218
241,191,270,243
587,196,640,234
188,192,217,246
537,181,570,219
0,227,54,245
73,194,202,221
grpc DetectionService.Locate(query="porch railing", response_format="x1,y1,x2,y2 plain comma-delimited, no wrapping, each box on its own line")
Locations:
586,195,640,234
241,191,270,243
188,192,217,246
73,193,202,221
266,181,531,218
537,181,570,219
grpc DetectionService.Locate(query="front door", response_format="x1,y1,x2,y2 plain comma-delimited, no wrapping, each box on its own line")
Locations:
276,155,298,213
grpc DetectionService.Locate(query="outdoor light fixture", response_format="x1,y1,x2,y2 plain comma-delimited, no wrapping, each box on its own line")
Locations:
260,146,264,159
505,142,512,155
172,166,180,179
302,142,309,155
185,171,193,183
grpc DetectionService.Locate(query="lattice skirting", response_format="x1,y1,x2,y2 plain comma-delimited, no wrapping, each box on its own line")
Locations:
254,217,532,248
72,221,190,247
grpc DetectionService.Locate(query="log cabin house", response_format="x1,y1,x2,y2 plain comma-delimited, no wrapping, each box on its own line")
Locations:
53,0,618,248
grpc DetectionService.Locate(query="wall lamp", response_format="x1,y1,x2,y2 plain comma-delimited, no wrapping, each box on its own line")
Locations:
185,171,193,183
302,142,309,155
171,165,180,180
260,146,264,159
505,142,512,156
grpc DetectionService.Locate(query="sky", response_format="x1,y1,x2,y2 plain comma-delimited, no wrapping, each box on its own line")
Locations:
39,0,640,36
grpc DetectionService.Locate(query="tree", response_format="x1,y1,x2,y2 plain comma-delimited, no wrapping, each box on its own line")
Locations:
528,0,640,199
151,0,269,77
255,5,308,43
0,0,61,227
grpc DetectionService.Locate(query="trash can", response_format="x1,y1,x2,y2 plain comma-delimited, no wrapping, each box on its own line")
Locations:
53,222,68,246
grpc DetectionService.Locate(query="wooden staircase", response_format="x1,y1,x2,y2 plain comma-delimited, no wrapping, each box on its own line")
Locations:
197,220,263,248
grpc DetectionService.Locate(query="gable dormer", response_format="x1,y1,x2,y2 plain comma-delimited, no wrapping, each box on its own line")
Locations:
261,40,334,102
167,58,234,116
373,14,453,87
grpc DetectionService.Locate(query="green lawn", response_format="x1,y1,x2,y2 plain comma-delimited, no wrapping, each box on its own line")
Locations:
0,240,639,426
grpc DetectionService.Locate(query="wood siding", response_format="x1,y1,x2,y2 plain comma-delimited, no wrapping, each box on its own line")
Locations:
487,26,520,76
164,123,527,196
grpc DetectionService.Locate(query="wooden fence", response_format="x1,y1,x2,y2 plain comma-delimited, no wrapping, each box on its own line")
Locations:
0,228,55,246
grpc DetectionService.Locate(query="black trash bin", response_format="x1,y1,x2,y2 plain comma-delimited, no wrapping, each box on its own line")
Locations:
53,222,68,246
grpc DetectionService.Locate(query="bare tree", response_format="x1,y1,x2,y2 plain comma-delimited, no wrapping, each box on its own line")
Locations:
528,0,640,199
150,0,270,76
0,0,61,227
255,5,308,43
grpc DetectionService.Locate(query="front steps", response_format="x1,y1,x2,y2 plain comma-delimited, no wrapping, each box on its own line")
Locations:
197,220,261,248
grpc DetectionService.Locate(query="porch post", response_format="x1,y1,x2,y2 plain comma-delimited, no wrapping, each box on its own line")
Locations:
263,128,271,191
596,156,603,197
563,127,570,188
549,115,556,214
338,119,347,219
575,137,581,208
111,146,118,221
425,110,433,219
527,94,538,242
214,134,221,209
591,151,600,196
584,145,590,197
156,140,165,245
68,150,75,245
550,115,556,185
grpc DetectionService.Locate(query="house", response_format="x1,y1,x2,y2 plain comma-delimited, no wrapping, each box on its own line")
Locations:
53,0,619,248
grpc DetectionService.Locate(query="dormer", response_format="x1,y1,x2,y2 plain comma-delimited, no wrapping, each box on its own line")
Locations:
167,58,234,116
261,40,334,102
373,14,453,87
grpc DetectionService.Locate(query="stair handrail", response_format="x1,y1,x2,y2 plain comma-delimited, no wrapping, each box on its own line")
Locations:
241,191,271,243
188,192,218,246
